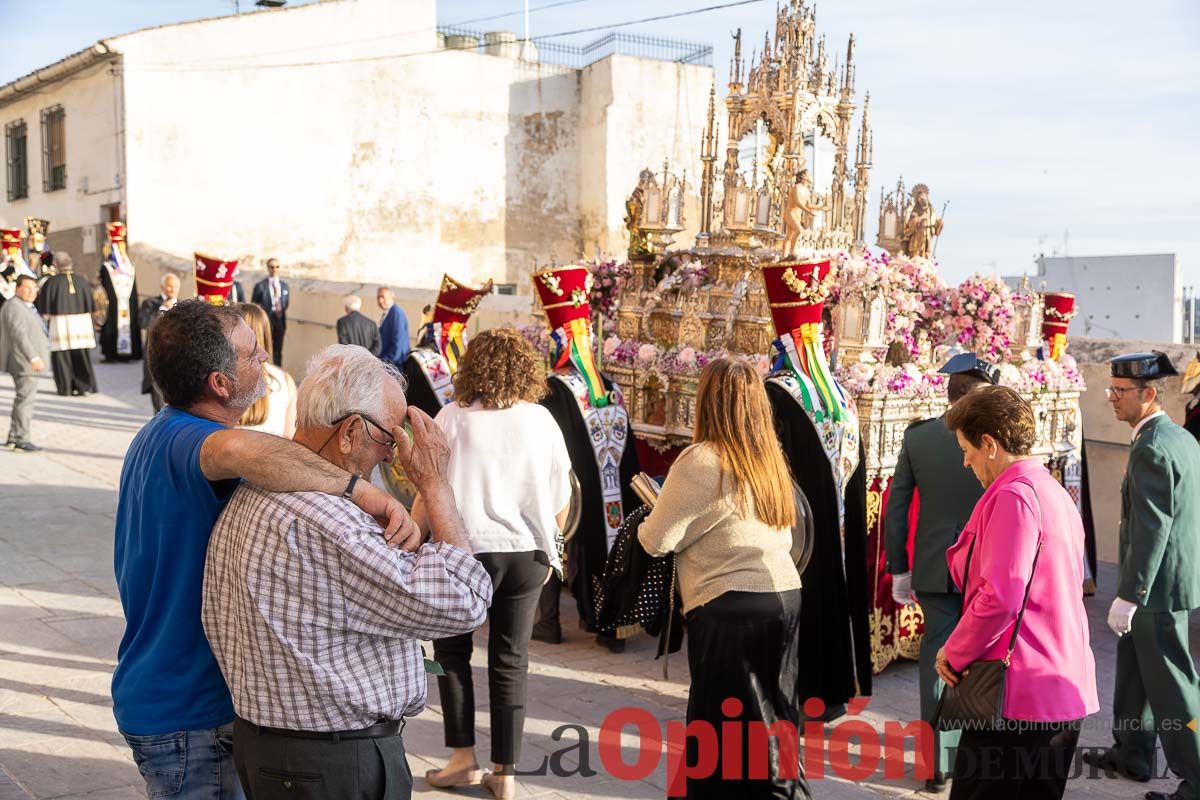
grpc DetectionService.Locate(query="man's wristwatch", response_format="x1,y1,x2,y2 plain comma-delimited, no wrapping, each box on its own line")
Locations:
342,474,360,500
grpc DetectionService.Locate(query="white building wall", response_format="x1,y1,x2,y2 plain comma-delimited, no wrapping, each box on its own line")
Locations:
0,59,122,276
1031,253,1181,343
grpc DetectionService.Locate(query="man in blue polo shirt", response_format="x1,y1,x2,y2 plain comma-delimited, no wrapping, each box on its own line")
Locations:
113,299,417,798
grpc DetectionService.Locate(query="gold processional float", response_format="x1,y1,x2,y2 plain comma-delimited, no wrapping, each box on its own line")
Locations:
519,0,1089,674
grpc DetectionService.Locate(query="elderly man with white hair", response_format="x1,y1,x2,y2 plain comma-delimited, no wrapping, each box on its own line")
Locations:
202,344,492,800
337,293,381,355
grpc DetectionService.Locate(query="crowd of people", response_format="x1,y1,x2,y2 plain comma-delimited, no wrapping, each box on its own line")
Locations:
4,258,1200,800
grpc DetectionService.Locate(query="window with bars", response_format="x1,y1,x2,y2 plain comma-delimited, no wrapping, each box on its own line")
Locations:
40,105,66,192
5,120,28,201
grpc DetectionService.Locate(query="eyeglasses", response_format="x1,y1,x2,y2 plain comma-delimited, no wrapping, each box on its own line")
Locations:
316,412,396,455
1105,386,1143,399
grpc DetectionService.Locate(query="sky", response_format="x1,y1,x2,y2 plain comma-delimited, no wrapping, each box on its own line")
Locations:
1,0,1198,285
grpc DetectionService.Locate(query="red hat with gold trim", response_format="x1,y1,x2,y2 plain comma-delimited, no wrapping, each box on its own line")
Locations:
433,274,493,326
531,264,594,332
194,253,239,304
761,259,835,336
1,228,21,256
104,221,136,276
1041,291,1076,360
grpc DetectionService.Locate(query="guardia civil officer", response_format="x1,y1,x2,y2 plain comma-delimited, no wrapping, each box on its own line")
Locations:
1083,351,1200,800
884,352,997,793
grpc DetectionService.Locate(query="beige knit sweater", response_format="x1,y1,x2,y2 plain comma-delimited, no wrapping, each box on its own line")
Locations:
637,443,802,614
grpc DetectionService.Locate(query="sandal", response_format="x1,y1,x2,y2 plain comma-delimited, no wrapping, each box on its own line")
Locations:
482,771,517,799
424,765,485,788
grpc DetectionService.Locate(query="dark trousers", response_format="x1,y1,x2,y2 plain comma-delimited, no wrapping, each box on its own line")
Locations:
232,718,412,800
50,348,97,395
269,316,285,366
916,591,962,775
949,722,1080,800
1110,609,1200,799
433,550,547,765
533,572,561,637
684,589,810,799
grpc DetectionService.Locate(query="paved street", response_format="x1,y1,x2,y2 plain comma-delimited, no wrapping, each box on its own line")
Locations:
0,357,1193,799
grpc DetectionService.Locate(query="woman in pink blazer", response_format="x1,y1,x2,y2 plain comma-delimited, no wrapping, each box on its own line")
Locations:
936,386,1099,799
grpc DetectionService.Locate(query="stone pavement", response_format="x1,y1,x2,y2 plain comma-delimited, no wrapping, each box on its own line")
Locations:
0,356,1193,799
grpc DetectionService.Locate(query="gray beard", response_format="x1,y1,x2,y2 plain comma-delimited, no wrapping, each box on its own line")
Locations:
229,371,268,411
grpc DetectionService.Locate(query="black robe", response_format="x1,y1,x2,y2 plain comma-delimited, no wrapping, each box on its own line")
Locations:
35,271,98,396
540,372,642,630
767,382,873,706
401,349,448,420
99,266,141,361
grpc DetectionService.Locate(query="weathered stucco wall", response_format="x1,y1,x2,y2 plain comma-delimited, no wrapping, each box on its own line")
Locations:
0,59,123,280
108,0,713,294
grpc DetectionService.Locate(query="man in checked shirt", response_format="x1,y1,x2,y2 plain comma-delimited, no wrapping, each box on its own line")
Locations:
202,345,493,799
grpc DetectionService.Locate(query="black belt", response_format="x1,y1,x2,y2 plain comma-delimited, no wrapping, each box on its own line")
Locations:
237,716,402,742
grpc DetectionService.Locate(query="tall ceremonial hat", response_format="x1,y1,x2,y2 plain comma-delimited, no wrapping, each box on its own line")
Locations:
105,221,135,276
1041,291,1076,360
938,352,1000,385
429,273,492,371
193,253,239,304
531,262,609,407
24,218,49,257
1,228,33,278
761,258,846,421
1110,351,1178,380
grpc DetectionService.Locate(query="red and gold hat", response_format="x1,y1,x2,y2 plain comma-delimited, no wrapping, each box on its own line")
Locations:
194,253,239,304
1,228,21,255
531,264,594,332
433,274,493,326
107,221,127,246
761,259,835,337
1042,291,1076,360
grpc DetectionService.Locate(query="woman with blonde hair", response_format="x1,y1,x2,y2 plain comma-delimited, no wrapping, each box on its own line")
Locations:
422,327,573,799
235,303,296,438
639,357,811,799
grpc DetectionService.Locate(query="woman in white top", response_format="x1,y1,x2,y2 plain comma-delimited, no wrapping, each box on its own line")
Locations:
235,303,296,438
421,328,572,800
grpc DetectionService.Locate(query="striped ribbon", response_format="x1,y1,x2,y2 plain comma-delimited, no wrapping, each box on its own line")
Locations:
438,321,467,372
1048,333,1067,361
552,318,609,407
772,327,845,423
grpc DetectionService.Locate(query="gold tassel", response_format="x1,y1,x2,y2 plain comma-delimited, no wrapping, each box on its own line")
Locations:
67,273,75,295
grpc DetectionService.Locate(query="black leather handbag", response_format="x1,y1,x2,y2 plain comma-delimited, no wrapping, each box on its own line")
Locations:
933,488,1043,732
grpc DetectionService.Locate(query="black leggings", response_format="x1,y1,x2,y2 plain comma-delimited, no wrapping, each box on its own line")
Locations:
433,550,548,765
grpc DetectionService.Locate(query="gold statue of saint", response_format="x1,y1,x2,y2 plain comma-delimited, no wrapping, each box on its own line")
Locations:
782,169,828,257
625,184,650,257
902,183,943,258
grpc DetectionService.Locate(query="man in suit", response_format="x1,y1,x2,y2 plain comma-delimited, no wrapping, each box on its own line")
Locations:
376,286,410,369
0,276,51,452
138,273,180,412
336,295,380,355
1084,351,1200,800
251,258,288,366
885,352,997,792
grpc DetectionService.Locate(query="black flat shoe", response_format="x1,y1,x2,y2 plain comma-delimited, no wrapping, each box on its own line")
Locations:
12,442,41,453
531,627,562,645
595,633,625,653
923,772,947,792
1081,749,1151,782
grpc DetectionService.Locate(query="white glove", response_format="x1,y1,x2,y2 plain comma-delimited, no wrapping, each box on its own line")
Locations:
1107,597,1137,636
891,572,916,606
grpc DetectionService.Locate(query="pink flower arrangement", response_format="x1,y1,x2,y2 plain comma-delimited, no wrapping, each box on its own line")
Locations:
834,251,950,361
947,273,1017,361
586,259,632,329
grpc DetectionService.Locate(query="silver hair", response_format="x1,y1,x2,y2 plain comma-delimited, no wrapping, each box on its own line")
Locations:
161,273,181,289
296,344,406,430
343,295,362,312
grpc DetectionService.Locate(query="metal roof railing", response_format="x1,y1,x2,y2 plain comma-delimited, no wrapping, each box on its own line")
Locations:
438,27,713,70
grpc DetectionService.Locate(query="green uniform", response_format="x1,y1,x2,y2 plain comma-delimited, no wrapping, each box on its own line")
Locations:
1110,414,1200,798
884,415,984,776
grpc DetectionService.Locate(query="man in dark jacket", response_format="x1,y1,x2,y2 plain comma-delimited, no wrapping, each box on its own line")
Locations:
336,295,380,355
251,258,288,366
885,352,997,792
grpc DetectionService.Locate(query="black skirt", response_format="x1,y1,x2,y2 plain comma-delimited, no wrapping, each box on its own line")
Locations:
684,589,811,800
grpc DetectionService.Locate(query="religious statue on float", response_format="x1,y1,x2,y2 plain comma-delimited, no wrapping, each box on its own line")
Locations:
876,179,945,258
99,223,142,361
761,257,872,715
531,263,641,651
782,168,831,257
